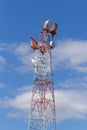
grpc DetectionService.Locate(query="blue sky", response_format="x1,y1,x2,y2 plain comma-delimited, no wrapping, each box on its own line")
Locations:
0,0,87,130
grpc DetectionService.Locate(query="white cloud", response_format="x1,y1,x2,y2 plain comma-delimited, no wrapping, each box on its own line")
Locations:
0,43,8,51
14,85,33,95
15,64,32,73
0,43,33,73
1,88,87,122
12,43,33,73
58,76,87,89
0,40,87,73
1,92,31,111
0,83,6,88
0,56,6,70
6,111,23,118
0,56,6,65
55,90,87,122
53,40,87,72
14,43,30,56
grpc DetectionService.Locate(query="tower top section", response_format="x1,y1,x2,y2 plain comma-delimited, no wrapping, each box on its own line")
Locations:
30,20,58,54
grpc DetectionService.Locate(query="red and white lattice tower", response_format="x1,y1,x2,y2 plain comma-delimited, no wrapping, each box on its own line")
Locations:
29,20,58,130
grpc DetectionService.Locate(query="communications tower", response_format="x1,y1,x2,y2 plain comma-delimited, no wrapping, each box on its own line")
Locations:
29,20,58,130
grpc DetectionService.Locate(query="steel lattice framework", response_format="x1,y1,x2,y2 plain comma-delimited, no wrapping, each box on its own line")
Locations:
29,20,58,130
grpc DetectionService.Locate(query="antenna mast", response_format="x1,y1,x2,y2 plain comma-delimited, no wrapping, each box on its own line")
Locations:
29,20,58,130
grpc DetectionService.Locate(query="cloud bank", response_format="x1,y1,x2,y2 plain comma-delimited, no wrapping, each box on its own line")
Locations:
0,39,87,73
0,88,87,122
53,40,87,72
58,76,87,89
